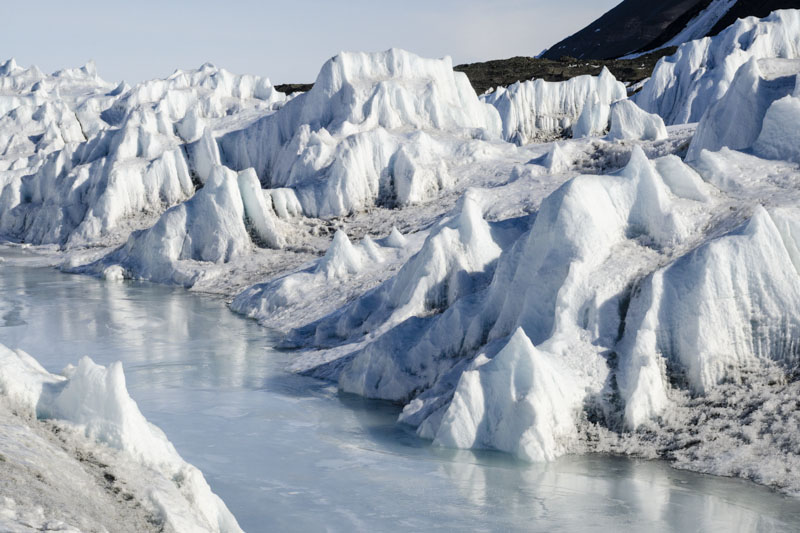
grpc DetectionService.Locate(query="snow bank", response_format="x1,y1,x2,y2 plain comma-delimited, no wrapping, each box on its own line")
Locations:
220,49,502,217
482,67,626,144
635,10,800,124
0,344,241,533
687,58,800,161
618,206,800,428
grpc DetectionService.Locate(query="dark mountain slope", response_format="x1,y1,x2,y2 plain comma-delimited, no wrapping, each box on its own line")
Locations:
543,0,800,60
709,0,800,34
542,0,707,59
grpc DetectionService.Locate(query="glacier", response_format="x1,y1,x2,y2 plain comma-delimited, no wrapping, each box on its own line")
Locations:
2,8,800,520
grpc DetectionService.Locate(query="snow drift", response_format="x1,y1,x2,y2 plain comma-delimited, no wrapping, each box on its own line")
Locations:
0,343,242,533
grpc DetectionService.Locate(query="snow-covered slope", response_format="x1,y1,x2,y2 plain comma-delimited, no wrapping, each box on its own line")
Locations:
0,344,241,533
481,68,626,144
635,9,800,124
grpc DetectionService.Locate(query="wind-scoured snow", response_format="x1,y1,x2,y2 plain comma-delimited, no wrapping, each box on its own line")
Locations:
0,344,241,533
635,9,800,125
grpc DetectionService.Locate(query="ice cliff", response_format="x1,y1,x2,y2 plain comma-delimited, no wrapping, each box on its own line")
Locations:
482,67,627,144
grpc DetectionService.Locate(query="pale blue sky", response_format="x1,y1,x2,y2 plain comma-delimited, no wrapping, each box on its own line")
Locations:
3,0,618,84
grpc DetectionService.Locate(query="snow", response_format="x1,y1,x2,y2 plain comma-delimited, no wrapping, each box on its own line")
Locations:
0,343,241,533
622,0,739,58
482,67,626,144
635,10,800,124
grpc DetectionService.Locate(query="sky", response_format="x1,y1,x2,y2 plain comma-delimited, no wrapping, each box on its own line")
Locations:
2,0,619,84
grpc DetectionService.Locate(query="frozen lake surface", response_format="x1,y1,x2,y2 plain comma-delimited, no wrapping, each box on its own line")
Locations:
1,257,799,532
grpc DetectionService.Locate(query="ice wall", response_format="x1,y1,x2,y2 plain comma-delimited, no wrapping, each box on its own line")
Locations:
482,67,626,144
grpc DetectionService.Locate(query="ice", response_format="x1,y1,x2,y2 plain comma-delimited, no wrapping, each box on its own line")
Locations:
635,10,800,124
95,165,252,286
434,328,583,462
0,59,284,247
571,94,611,139
482,67,626,144
304,190,501,353
0,344,241,533
687,58,800,161
618,206,800,426
607,100,668,142
384,226,408,248
237,168,284,249
219,49,502,217
316,230,366,279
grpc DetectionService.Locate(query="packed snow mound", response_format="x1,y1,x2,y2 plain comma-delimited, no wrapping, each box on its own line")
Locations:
687,57,800,161
635,9,800,124
433,328,584,462
482,67,626,144
220,49,502,217
607,100,668,142
97,165,255,286
298,190,502,349
0,344,242,533
0,59,285,247
618,206,800,428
